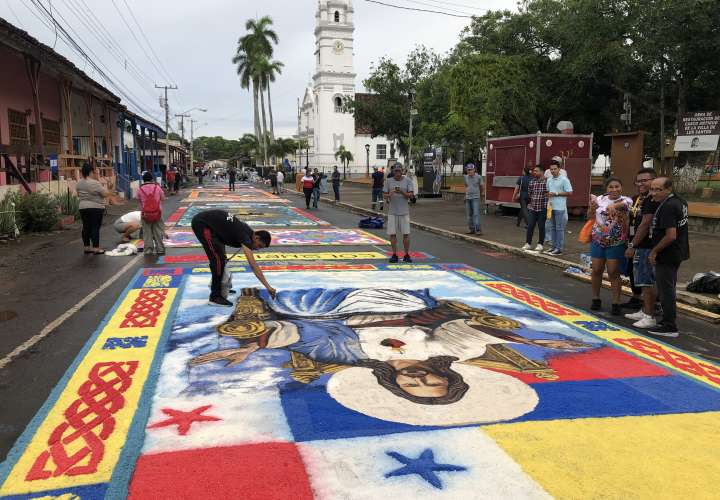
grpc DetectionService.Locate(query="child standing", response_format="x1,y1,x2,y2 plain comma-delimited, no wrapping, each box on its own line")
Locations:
137,171,166,255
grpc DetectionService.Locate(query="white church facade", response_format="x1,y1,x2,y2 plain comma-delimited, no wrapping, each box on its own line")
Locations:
299,0,400,173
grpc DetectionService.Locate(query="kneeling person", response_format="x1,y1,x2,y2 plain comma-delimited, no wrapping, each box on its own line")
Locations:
113,211,141,242
191,209,276,306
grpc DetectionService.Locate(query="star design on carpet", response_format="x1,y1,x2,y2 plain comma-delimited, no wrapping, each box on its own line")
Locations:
384,448,467,489
147,404,222,436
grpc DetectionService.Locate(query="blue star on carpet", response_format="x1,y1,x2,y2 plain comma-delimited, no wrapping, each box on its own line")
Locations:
384,448,467,489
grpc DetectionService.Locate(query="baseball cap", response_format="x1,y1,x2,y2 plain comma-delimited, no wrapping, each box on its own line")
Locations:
392,163,404,171
466,163,476,170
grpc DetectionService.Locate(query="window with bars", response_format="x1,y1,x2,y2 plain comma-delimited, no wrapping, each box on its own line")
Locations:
43,118,61,145
8,109,28,145
376,144,387,160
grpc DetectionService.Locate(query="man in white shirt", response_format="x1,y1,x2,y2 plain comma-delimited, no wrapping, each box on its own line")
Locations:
276,170,285,194
113,211,142,242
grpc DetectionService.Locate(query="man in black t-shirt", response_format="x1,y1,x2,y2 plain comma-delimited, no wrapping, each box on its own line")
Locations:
371,167,385,211
624,168,658,327
646,177,690,337
191,209,275,306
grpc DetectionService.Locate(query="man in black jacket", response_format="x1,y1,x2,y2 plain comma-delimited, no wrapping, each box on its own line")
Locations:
191,209,276,306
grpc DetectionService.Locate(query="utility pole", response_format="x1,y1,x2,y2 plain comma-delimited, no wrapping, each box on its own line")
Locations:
155,83,178,175
175,113,190,173
408,90,416,173
190,119,195,175
297,97,301,171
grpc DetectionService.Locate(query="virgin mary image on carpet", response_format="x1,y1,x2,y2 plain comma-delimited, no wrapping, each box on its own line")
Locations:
188,287,592,426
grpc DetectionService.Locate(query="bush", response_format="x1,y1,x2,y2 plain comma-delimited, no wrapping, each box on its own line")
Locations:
55,189,80,219
14,192,60,232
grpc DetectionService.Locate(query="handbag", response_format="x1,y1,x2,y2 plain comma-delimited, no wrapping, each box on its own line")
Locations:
578,219,593,244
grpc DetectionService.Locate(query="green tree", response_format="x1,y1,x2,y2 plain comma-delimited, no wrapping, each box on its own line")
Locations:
334,145,354,177
233,15,279,165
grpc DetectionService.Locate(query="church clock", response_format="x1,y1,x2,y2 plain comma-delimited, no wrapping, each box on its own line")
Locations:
333,40,344,54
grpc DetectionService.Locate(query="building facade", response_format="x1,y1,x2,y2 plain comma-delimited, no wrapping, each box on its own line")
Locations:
299,0,400,174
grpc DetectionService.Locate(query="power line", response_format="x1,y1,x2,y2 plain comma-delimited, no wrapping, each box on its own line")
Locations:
109,0,173,85
363,0,474,17
73,0,157,84
26,0,161,120
420,0,488,12
56,0,158,102
401,0,480,16
121,0,175,86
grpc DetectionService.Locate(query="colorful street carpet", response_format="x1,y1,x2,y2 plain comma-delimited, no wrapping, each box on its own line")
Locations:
167,205,330,228
160,251,434,263
149,228,391,248
181,190,289,203
1,264,717,499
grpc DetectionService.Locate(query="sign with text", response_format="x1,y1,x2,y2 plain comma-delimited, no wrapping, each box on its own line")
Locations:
675,111,720,151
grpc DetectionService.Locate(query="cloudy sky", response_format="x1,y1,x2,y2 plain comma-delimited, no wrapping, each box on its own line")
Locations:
2,0,517,138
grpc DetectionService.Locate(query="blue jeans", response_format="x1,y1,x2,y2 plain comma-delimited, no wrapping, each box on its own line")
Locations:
465,198,481,232
549,210,567,250
372,188,384,209
312,187,320,207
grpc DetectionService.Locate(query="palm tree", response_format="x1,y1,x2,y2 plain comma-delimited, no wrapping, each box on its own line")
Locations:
335,145,354,179
236,16,278,165
256,58,284,141
238,133,259,166
232,50,263,160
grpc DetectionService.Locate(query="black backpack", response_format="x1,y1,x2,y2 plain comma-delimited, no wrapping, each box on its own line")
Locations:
686,272,720,294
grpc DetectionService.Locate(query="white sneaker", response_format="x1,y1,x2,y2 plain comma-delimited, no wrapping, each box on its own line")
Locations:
534,244,544,252
633,316,657,328
522,243,532,250
625,310,647,321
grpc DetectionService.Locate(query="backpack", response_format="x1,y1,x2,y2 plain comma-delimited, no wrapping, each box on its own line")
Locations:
302,177,314,189
687,272,720,294
359,216,384,229
139,184,162,223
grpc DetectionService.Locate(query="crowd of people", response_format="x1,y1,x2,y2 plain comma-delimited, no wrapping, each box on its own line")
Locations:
514,160,689,337
77,156,691,338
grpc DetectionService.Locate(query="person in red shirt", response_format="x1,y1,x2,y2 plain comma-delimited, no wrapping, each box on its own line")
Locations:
137,171,166,256
166,166,177,195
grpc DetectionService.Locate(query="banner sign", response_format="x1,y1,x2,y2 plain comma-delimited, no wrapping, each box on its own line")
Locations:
675,111,720,151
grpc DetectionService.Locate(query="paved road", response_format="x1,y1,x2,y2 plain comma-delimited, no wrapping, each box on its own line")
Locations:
0,181,718,461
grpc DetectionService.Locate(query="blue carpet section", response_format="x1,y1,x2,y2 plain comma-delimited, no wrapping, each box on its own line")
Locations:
280,382,449,442
0,482,107,499
514,375,720,422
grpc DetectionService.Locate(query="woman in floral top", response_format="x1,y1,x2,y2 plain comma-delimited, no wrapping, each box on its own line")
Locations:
588,177,633,315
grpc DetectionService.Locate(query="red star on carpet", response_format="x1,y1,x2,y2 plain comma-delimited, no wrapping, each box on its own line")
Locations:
147,405,222,436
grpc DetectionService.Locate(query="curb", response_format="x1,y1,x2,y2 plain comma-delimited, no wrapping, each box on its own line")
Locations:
286,188,719,323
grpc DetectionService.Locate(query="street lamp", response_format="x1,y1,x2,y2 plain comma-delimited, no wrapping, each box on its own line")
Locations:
365,143,370,177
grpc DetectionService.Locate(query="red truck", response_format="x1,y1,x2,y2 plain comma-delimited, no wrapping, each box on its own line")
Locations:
485,132,594,215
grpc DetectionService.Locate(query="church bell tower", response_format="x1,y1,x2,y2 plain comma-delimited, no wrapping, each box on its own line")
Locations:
312,0,357,166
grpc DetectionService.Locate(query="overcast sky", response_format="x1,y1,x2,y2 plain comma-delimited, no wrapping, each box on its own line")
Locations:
2,0,517,139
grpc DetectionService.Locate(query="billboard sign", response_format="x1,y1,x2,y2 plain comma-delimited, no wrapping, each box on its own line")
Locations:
674,111,720,151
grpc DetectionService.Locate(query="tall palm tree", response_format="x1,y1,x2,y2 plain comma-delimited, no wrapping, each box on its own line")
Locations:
335,145,354,179
232,51,263,159
237,16,278,165
257,58,284,141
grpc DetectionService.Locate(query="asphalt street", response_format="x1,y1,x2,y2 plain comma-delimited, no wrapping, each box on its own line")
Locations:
0,181,718,461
